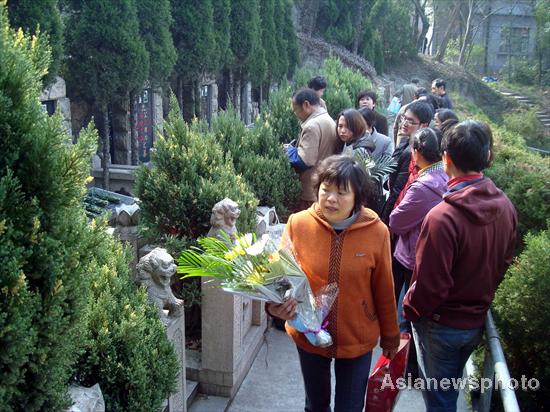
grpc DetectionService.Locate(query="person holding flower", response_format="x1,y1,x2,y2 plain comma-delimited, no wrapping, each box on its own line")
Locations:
266,154,400,412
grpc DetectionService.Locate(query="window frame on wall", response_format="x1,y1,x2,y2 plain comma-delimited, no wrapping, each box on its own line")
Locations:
498,26,530,56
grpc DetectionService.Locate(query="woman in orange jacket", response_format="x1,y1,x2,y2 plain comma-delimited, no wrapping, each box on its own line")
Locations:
267,154,400,412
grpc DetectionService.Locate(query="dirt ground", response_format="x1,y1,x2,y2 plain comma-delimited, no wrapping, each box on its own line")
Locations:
380,55,514,122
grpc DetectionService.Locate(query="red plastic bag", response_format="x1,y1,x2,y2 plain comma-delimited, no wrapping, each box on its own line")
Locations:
365,333,411,412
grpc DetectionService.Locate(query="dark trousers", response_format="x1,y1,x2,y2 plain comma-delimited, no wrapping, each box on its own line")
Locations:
392,257,418,377
297,347,372,412
392,256,413,305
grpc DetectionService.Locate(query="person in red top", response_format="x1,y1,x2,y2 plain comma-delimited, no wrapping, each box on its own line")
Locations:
404,120,517,411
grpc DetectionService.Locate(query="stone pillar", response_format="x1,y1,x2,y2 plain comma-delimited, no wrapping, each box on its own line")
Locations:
240,81,252,125
210,83,218,119
152,88,163,141
166,313,186,412
111,99,131,165
39,76,72,136
136,248,186,411
113,203,140,276
200,280,265,397
198,198,267,397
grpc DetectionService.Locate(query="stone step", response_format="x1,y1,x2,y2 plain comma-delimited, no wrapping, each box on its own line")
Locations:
189,393,230,412
186,380,200,410
186,349,201,382
537,115,550,120
536,111,548,116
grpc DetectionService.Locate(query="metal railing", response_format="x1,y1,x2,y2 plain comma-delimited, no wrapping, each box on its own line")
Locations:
527,146,550,156
471,310,520,412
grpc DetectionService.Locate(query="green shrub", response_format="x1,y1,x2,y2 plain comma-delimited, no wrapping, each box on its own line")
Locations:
486,143,550,240
502,109,545,149
261,84,300,145
74,225,178,412
212,109,300,217
0,8,96,409
493,224,550,411
500,57,538,86
323,56,371,117
135,96,258,240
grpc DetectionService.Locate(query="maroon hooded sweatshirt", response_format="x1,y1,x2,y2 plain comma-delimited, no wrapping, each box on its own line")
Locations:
403,177,517,329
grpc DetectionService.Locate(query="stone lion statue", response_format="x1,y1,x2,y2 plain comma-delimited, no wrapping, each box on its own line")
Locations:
136,248,184,322
207,198,240,243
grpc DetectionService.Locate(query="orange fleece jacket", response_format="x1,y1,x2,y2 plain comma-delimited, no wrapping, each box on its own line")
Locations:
284,204,400,359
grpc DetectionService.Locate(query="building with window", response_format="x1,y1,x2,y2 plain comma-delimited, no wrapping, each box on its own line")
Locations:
429,0,536,74
474,0,536,73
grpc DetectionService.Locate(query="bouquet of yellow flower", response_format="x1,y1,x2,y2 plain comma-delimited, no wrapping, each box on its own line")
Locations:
177,233,338,347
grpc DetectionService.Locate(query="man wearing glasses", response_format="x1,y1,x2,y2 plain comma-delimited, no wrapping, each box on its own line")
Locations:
380,101,433,224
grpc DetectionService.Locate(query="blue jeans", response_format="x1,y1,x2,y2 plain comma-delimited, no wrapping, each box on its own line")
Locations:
412,319,483,412
296,347,372,412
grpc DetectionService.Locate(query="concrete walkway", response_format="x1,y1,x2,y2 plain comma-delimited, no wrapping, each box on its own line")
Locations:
227,327,471,412
191,326,471,411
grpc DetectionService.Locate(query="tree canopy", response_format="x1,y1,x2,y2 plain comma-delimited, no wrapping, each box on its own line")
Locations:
7,0,63,84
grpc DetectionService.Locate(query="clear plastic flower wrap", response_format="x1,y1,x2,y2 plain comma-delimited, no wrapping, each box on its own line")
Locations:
177,233,339,347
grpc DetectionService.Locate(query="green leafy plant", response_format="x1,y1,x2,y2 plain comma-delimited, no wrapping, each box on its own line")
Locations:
74,224,178,412
135,95,258,241
353,152,398,185
212,108,300,217
493,223,550,411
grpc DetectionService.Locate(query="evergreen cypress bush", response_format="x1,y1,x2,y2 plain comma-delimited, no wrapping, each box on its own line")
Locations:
261,84,301,145
1,8,178,410
493,224,550,411
485,142,550,240
135,96,258,241
211,110,301,216
0,8,95,409
323,57,371,118
73,225,178,412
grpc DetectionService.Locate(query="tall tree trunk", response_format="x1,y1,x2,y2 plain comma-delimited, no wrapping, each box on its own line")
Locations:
458,0,475,66
226,69,234,110
129,91,138,165
177,76,183,116
182,81,195,123
194,80,201,120
233,69,241,117
435,3,461,62
412,0,429,53
483,2,492,73
351,0,366,54
101,103,110,190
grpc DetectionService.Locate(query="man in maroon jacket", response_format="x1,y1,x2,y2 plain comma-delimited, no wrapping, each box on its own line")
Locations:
404,120,517,411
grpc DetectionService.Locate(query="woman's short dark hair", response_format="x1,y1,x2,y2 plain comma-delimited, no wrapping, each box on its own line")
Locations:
293,88,320,106
358,107,376,128
336,109,367,142
440,120,493,172
308,76,327,91
414,87,428,99
412,128,442,163
356,90,377,106
314,155,372,212
435,108,458,123
418,94,441,112
438,118,459,135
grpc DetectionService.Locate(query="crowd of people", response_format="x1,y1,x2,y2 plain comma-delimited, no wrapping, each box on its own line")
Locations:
266,76,517,412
